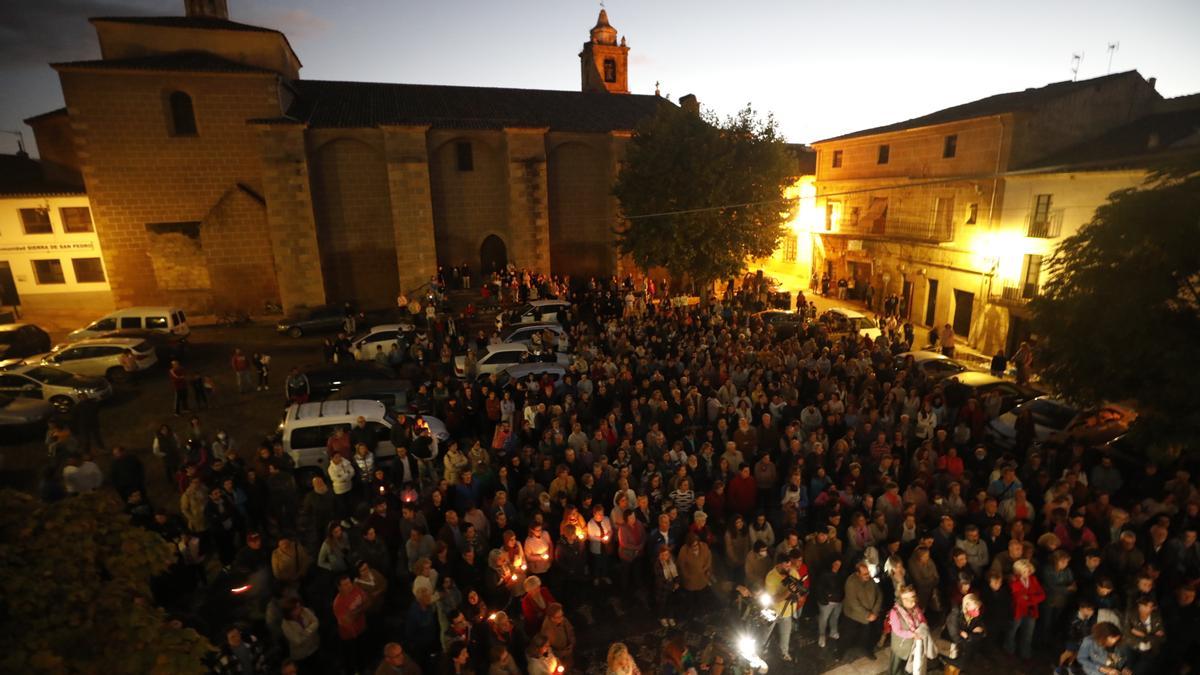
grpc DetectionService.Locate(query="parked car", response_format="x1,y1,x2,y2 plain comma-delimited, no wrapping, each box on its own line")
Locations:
29,337,157,383
753,310,806,339
454,343,571,380
69,307,189,342
484,362,569,389
297,362,397,400
986,397,1137,450
277,305,357,338
350,323,416,360
97,328,187,362
277,399,448,484
0,323,52,366
498,322,570,351
942,371,1037,415
898,350,970,382
505,300,571,326
326,380,414,413
818,307,882,340
0,364,112,413
0,394,53,428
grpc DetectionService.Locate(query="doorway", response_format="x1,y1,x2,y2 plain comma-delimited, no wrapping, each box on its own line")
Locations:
924,279,939,326
1006,315,1031,356
953,289,974,339
0,262,19,310
480,235,508,276
901,280,913,320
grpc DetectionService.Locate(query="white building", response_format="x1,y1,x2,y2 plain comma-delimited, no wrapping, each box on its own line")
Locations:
0,153,113,322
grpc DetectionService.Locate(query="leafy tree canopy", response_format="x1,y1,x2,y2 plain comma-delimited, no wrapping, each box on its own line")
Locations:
613,103,796,291
1030,157,1200,457
0,490,213,674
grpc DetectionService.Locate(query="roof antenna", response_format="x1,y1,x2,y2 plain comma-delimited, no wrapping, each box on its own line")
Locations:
1106,42,1119,74
1070,52,1084,82
0,130,27,157
655,80,661,97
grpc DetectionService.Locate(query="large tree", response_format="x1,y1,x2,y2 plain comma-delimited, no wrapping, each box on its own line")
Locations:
0,490,213,674
1030,158,1200,457
613,103,796,292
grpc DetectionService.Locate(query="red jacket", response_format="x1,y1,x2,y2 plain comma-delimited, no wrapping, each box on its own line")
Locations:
1010,575,1046,620
521,586,557,634
727,475,758,516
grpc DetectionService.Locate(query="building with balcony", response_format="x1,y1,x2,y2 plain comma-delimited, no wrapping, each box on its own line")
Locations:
808,71,1166,354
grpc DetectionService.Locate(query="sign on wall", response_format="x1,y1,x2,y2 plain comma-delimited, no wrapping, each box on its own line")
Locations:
0,241,96,253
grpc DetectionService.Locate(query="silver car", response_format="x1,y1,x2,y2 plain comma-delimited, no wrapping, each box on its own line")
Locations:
29,337,158,383
0,395,52,427
0,364,112,413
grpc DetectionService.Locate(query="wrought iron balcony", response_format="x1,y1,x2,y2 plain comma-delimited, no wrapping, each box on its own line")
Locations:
1026,209,1063,238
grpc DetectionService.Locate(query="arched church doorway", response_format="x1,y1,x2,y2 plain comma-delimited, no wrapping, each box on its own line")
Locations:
480,235,507,276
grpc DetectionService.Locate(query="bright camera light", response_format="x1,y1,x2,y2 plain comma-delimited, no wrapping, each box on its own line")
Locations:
758,592,773,608
737,635,757,660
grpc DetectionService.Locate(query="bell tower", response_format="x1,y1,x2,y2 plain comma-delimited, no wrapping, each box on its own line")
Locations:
579,10,630,94
185,0,229,20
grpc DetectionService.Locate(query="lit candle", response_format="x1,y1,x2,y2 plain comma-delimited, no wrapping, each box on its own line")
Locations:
510,574,518,581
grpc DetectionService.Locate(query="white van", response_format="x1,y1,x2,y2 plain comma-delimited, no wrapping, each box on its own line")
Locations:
278,399,448,480
69,307,190,342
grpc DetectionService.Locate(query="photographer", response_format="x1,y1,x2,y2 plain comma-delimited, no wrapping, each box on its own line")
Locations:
763,549,809,661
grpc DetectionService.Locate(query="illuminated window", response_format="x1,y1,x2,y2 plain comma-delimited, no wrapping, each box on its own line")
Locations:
32,259,66,285
168,91,197,136
456,141,474,172
877,144,890,165
943,134,958,158
60,207,93,233
72,258,106,283
603,58,617,83
1020,254,1043,299
831,150,843,168
19,208,52,234
782,234,798,262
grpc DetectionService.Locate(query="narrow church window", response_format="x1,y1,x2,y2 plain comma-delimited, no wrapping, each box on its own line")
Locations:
603,58,617,83
456,141,474,172
168,91,198,136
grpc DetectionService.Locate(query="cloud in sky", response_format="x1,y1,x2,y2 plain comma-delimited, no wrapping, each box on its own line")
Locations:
0,0,159,66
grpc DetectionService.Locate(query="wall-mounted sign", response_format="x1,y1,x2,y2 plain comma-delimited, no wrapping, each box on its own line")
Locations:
0,241,96,254
847,240,863,251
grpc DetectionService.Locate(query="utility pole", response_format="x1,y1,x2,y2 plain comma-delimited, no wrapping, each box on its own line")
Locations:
1070,52,1084,82
1107,42,1120,74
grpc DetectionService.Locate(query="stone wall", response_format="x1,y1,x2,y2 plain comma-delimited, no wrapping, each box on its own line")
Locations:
200,185,279,312
255,123,326,311
428,131,510,271
547,134,613,278
307,131,398,308
505,128,550,274
58,68,281,311
382,126,438,297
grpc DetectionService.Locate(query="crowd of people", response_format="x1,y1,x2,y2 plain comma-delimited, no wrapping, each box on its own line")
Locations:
39,265,1200,675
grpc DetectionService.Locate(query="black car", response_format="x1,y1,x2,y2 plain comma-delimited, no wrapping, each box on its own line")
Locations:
299,362,397,400
0,323,52,365
754,310,806,339
276,304,359,338
943,371,1038,415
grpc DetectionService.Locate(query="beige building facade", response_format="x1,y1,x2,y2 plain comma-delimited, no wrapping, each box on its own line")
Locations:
806,72,1167,354
32,3,663,315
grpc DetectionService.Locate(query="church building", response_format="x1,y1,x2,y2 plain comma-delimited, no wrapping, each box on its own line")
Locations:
29,0,666,312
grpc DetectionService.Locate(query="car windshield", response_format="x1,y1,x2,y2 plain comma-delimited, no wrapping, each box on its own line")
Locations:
1024,400,1078,430
850,316,878,330
25,366,78,386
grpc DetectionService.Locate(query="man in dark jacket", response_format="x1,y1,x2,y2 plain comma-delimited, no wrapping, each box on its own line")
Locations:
108,445,144,500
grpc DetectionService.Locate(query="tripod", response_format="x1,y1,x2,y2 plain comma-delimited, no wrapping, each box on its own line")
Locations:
760,592,802,654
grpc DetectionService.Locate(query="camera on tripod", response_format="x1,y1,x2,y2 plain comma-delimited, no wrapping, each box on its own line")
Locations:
779,574,808,598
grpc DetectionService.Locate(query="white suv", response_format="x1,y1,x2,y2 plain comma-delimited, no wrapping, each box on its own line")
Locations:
453,343,571,380
0,364,112,413
29,337,157,382
278,399,448,482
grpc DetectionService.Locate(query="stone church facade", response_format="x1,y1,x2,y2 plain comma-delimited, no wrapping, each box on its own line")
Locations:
35,0,664,312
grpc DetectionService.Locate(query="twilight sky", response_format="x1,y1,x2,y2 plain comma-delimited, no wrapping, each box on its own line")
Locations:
2,0,1199,156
